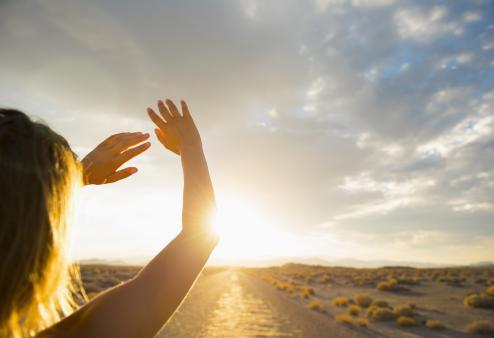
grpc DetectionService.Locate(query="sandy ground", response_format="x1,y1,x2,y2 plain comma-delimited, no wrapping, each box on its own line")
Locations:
157,270,373,338
155,269,494,338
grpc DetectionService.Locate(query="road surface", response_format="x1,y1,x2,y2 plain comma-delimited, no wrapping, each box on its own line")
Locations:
155,270,370,338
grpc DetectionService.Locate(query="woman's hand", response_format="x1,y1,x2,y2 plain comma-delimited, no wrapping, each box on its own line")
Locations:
146,99,201,155
81,132,151,185
147,99,216,236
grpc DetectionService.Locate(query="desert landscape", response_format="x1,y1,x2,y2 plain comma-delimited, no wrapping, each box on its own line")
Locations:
81,263,494,337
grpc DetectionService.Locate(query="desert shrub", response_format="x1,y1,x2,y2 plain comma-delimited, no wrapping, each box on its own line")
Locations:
377,280,408,292
465,320,494,335
393,304,414,317
335,314,354,325
377,282,390,290
274,280,294,294
397,316,417,327
348,305,361,316
464,293,494,308
487,286,494,297
367,307,396,321
333,297,351,307
371,300,389,308
366,305,378,318
335,313,369,327
425,320,445,330
300,286,315,299
320,275,332,284
354,294,373,308
307,300,324,311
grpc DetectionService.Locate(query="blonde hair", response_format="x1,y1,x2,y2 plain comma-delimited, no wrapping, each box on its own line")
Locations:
0,109,85,337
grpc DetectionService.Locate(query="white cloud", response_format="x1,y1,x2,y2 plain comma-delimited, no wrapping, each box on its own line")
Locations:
335,174,436,219
356,133,404,157
456,52,474,64
418,115,493,157
394,5,458,42
463,11,481,23
449,200,494,212
351,0,395,7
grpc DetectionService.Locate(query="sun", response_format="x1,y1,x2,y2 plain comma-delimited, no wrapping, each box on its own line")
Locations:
210,195,293,264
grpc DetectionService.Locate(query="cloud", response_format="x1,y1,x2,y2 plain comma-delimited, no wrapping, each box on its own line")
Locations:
394,5,460,42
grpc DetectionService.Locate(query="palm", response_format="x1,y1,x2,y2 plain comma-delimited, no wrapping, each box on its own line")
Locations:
81,132,150,185
147,99,201,155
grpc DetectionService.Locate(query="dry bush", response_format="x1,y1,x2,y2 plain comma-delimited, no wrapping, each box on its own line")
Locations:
307,299,324,311
465,320,494,335
354,294,373,308
273,280,294,294
366,305,378,318
320,275,332,284
367,306,396,321
348,305,361,316
487,286,494,297
335,314,353,325
425,320,445,330
305,287,315,296
300,286,315,299
377,280,409,292
377,282,391,291
464,293,494,308
333,297,351,307
355,318,368,327
393,304,414,317
397,316,417,327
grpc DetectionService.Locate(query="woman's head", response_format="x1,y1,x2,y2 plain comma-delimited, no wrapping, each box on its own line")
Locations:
0,109,84,337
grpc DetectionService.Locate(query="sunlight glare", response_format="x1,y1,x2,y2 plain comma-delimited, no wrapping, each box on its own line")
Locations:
211,195,293,264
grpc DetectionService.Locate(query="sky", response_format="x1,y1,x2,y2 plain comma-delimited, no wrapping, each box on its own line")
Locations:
0,0,493,266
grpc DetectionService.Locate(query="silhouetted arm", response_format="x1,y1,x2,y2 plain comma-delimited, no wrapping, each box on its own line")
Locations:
38,99,218,338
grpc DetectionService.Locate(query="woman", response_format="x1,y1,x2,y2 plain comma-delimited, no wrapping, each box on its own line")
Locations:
0,99,218,337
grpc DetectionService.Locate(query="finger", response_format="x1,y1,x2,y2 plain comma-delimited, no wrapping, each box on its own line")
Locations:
112,132,150,153
166,99,181,118
104,167,138,184
100,132,131,147
147,108,167,130
154,129,165,145
155,128,179,155
158,100,173,121
117,141,151,166
180,100,191,119
155,128,165,141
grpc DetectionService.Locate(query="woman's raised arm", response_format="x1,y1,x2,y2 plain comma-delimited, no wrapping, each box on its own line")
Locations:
38,99,218,338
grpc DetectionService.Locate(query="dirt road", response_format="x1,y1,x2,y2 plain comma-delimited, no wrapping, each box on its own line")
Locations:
156,270,367,338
